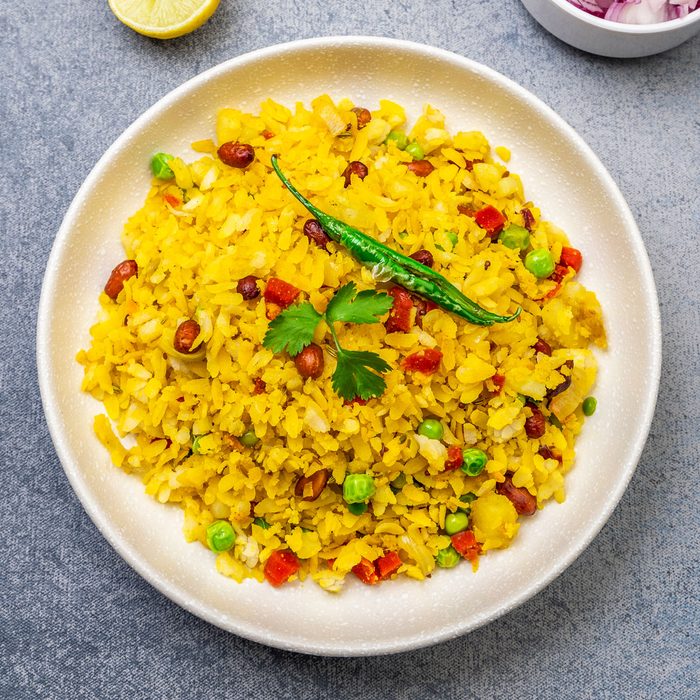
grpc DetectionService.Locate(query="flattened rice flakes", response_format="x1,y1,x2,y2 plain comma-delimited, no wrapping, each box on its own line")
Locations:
78,96,606,591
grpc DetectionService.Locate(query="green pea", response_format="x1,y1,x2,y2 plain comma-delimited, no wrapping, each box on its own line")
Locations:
461,448,488,477
445,511,469,535
398,231,409,239
240,430,259,447
582,396,597,416
150,152,174,180
348,502,367,516
445,231,459,247
417,418,444,440
206,520,236,552
405,142,424,160
191,434,211,454
390,473,407,491
343,474,376,504
385,131,409,150
525,249,555,278
253,517,270,530
436,545,460,569
499,224,530,250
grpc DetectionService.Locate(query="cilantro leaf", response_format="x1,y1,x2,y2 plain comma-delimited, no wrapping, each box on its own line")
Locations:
325,282,393,325
262,302,322,356
331,348,391,401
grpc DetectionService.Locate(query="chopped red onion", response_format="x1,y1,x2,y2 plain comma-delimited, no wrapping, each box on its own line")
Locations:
566,0,699,22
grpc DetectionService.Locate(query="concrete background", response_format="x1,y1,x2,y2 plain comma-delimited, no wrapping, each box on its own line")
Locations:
1,1,698,698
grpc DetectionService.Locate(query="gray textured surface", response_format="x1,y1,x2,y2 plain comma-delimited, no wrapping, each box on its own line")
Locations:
1,1,699,698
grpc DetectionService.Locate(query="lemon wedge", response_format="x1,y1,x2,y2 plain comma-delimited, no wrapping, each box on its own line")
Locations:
108,0,221,39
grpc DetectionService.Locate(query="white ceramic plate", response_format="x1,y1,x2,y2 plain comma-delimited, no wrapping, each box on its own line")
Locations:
37,37,661,656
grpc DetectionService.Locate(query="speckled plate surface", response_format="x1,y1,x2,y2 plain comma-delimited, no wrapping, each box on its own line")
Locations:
36,37,661,656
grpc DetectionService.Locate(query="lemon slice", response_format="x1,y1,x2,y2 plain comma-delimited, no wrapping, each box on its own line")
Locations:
108,0,221,39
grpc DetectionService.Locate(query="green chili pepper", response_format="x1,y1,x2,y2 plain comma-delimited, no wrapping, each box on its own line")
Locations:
270,156,520,327
253,517,270,530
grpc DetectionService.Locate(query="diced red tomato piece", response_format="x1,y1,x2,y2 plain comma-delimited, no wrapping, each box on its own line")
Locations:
326,558,336,569
343,397,369,406
352,557,379,585
451,530,481,562
163,193,181,208
474,206,506,237
385,286,414,333
265,302,282,320
550,263,569,284
264,278,300,308
375,551,402,580
544,282,561,300
445,445,464,471
264,550,300,587
402,348,443,375
492,373,505,393
560,246,582,273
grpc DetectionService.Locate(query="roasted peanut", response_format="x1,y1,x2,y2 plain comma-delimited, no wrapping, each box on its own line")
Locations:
295,469,330,501
533,337,552,356
524,403,546,439
342,161,368,188
173,319,201,354
538,446,562,462
104,259,137,300
294,343,324,379
351,107,372,129
217,142,255,168
409,249,434,268
407,160,435,177
303,219,331,251
497,475,537,515
237,275,260,300
548,376,571,399
521,207,536,231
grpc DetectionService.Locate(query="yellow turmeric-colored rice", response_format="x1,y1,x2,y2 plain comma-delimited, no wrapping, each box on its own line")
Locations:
77,95,606,591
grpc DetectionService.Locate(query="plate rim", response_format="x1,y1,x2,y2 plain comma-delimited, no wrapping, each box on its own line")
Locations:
36,35,662,656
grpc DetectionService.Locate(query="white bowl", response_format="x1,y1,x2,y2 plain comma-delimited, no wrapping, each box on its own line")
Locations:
521,0,700,57
37,37,661,656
